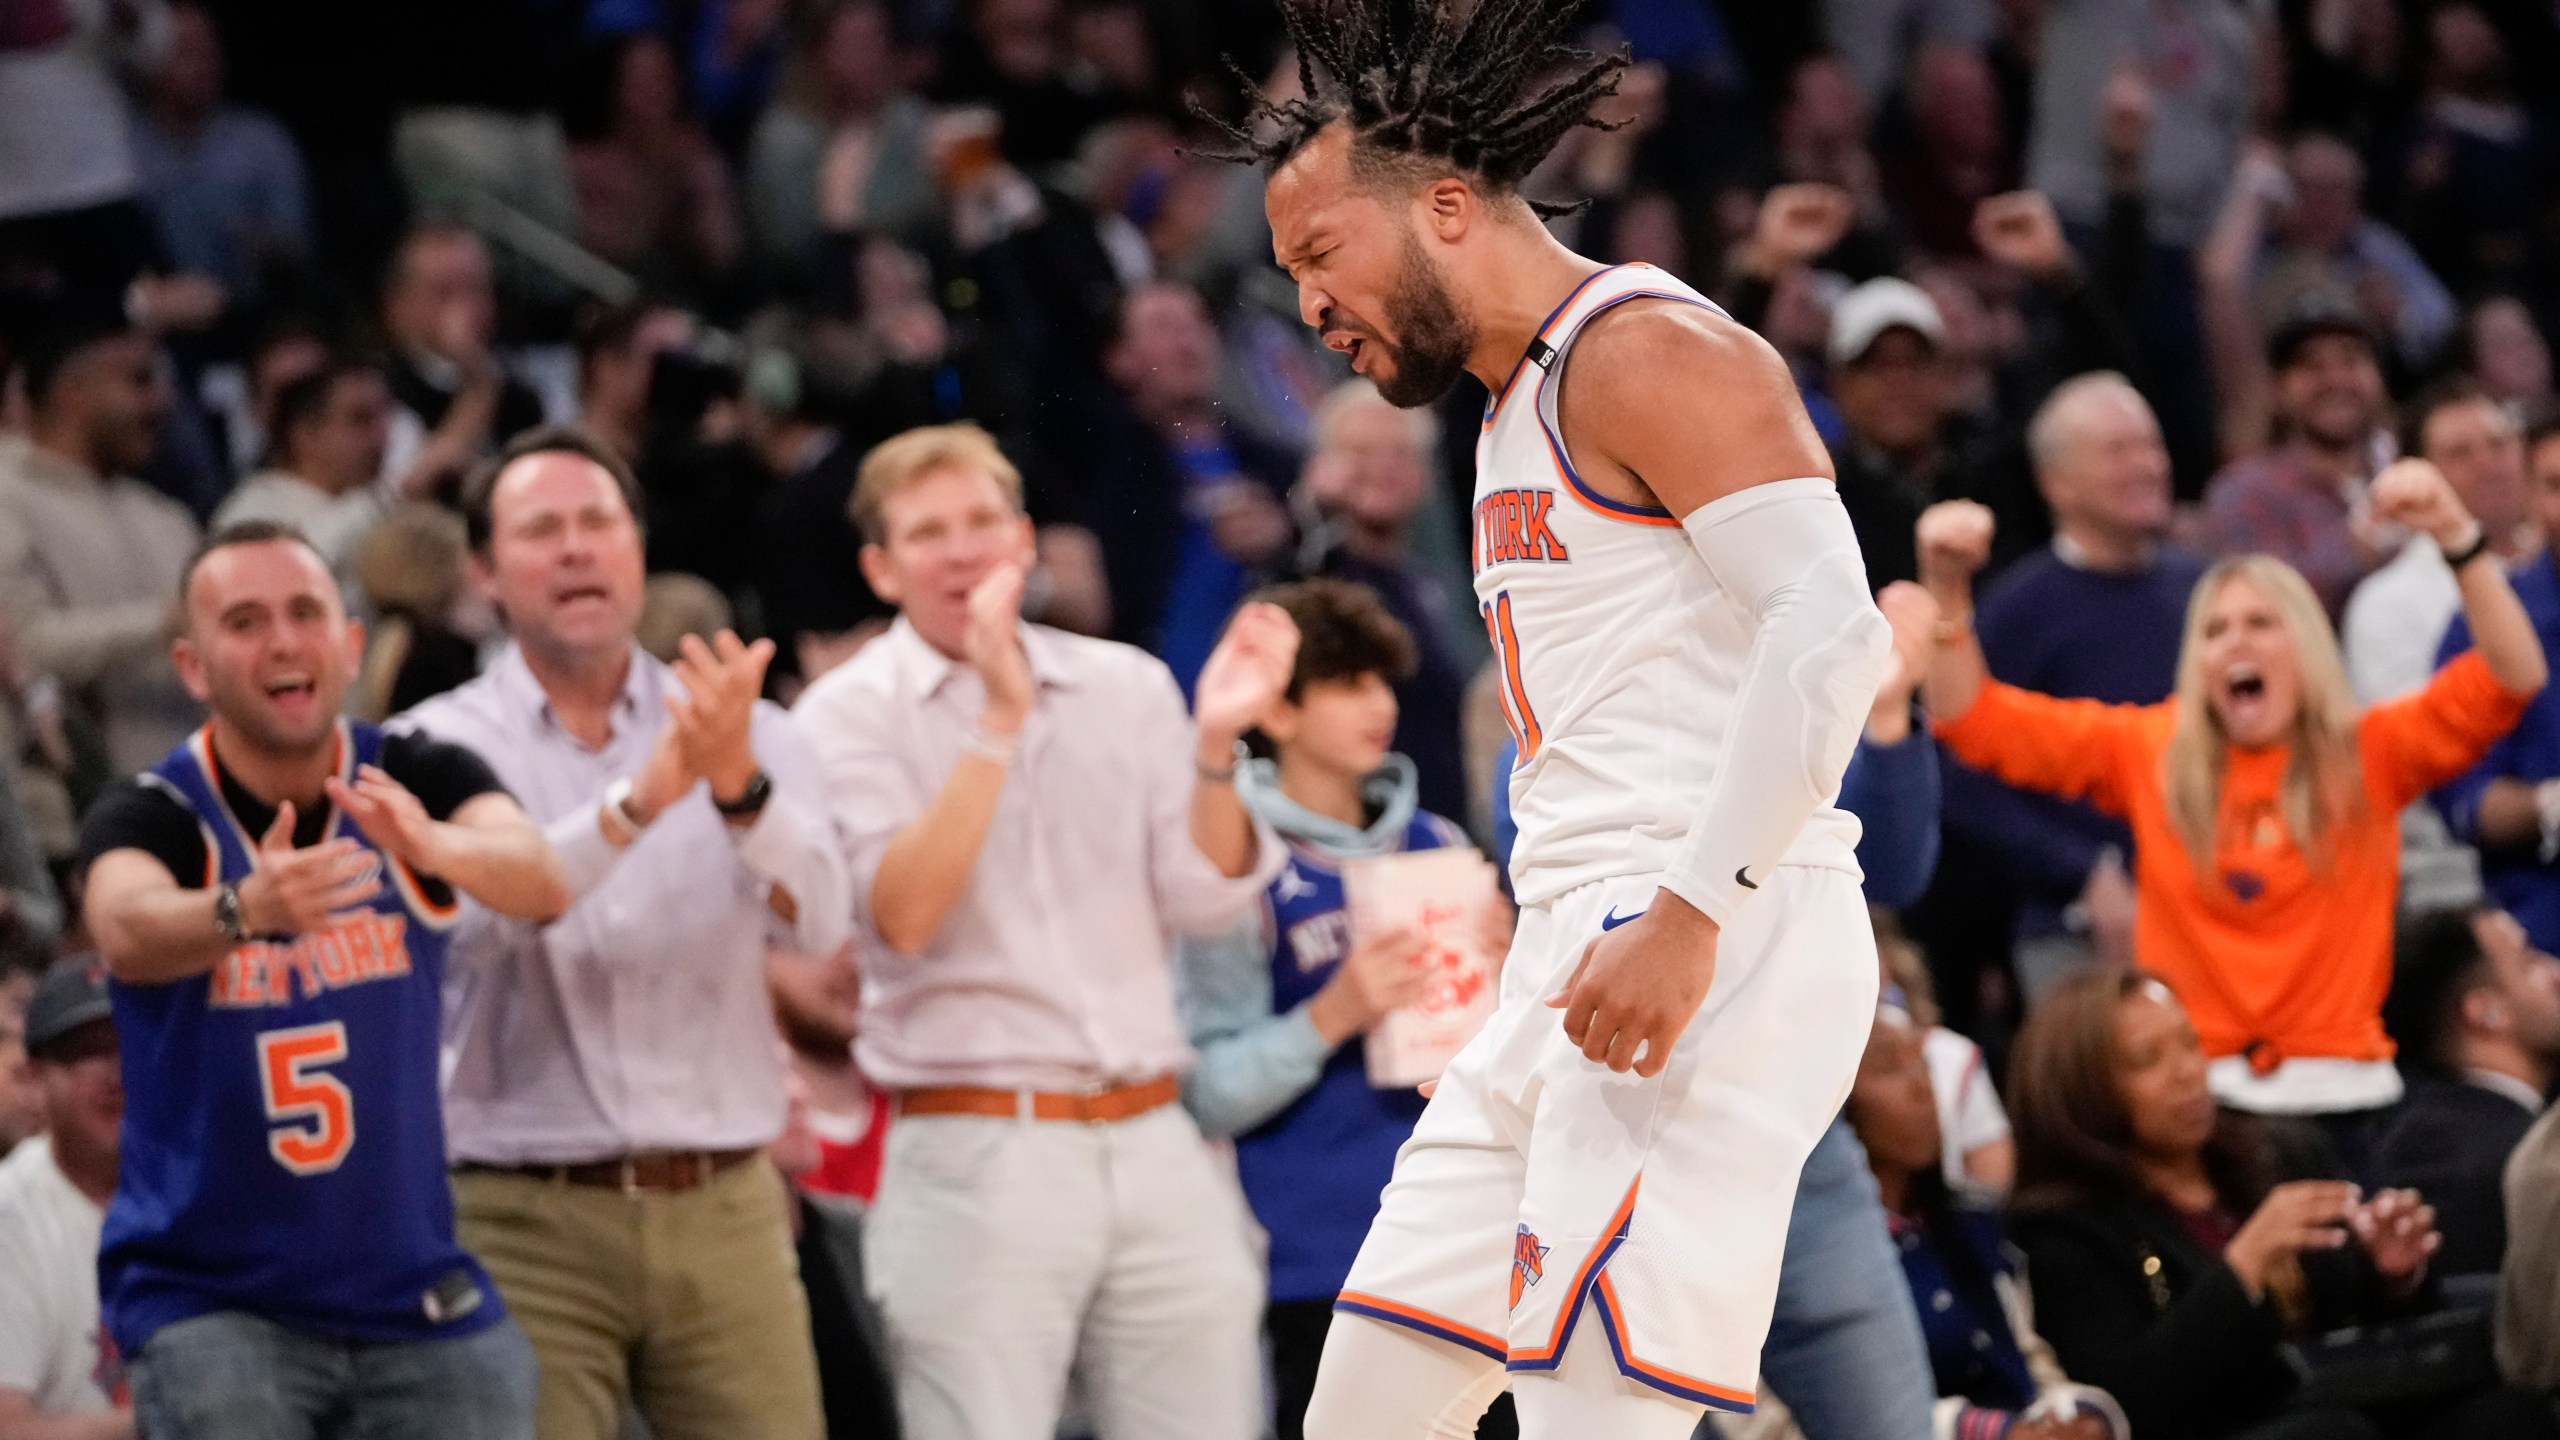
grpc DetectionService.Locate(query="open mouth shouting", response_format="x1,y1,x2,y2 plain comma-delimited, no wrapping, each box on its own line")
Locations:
263,671,321,718
552,579,614,611
2214,659,2279,738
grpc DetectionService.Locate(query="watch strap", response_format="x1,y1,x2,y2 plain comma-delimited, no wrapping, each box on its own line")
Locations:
214,881,248,942
714,770,772,819
600,778,644,846
2442,524,2492,570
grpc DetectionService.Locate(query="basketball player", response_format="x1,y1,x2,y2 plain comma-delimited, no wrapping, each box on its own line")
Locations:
1213,3,1895,1435
77,521,567,1437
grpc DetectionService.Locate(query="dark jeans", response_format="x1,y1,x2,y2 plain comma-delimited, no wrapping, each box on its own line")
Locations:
1752,1117,1937,1440
1264,1300,1516,1440
128,1309,537,1440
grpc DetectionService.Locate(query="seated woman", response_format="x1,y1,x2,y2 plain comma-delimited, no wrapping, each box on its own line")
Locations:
2007,969,2557,1440
1846,994,2125,1440
1914,459,2546,1150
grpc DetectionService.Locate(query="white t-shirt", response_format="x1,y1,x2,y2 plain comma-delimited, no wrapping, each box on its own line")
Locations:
2343,536,2461,706
1924,1027,2011,1201
0,1136,117,1414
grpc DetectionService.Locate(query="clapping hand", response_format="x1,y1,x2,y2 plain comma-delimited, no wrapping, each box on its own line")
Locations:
2350,1187,2440,1294
1194,602,1301,749
2225,1180,2359,1299
327,767,450,880
238,801,384,936
667,630,775,803
964,562,1035,734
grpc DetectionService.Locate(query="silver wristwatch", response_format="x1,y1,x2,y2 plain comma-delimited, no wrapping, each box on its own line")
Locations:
214,881,249,942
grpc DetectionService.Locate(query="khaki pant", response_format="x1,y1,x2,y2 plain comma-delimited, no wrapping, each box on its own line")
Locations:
453,1157,824,1440
865,1104,1264,1440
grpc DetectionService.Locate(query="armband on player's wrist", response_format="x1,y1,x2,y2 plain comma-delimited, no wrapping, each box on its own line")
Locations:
1658,865,1752,931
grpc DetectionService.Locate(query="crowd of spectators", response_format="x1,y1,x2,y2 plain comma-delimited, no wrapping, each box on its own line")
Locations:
7,0,2560,1437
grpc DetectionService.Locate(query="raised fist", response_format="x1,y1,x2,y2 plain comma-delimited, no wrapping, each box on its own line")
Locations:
1741,183,1854,279
1916,500,1996,596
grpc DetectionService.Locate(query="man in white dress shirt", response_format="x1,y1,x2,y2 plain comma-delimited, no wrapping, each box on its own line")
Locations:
398,427,853,1440
795,421,1295,1440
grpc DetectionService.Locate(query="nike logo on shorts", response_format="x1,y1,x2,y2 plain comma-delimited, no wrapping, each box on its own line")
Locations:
1735,867,1758,890
1600,907,1644,931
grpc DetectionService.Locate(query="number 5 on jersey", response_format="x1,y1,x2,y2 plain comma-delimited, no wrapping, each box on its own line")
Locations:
258,1022,354,1175
1482,591,1541,762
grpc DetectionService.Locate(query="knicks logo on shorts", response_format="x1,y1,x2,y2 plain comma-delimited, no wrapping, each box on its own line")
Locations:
1510,1226,1550,1309
1473,488,1572,571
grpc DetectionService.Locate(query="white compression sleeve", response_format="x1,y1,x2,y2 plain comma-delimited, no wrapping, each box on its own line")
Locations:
1662,477,1891,928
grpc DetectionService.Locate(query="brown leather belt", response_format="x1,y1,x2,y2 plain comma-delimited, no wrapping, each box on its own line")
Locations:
896,1075,1180,1124
456,1146,760,1194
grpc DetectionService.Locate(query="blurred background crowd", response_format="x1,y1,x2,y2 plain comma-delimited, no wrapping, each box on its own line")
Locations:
11,0,2560,1437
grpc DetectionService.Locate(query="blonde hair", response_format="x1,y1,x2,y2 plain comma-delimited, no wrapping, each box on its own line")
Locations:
355,504,467,620
2161,555,2364,870
849,422,1023,544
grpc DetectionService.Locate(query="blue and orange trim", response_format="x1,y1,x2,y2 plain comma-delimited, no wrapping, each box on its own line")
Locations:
1334,1175,1756,1414
1505,1178,1641,1370
1590,1272,1758,1413
1482,264,1634,429
1333,1291,1509,1362
1530,283,1723,529
189,720,356,855
386,856,462,930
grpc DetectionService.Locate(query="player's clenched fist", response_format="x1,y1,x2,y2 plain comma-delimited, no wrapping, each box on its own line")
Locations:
1546,892,1718,1077
237,801,384,937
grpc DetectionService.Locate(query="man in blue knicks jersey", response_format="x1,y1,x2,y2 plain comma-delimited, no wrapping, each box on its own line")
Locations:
77,520,568,1439
1215,1,1894,1435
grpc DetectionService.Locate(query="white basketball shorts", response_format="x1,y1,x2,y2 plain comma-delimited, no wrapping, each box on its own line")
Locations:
1332,864,1877,1414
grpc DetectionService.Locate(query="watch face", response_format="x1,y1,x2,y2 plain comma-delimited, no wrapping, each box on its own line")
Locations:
719,772,772,816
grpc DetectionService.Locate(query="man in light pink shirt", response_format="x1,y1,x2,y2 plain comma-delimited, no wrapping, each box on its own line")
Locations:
795,422,1294,1440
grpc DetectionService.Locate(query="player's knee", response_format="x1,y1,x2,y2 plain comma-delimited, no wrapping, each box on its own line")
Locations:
1303,1313,1506,1440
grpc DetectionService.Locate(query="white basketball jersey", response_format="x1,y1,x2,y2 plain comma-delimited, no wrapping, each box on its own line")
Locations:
1473,262,1864,908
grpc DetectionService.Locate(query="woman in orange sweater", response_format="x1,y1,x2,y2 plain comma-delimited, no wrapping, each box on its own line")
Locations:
1915,458,2546,1139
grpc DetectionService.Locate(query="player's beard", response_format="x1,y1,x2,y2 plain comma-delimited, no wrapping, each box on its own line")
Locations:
1368,230,1475,409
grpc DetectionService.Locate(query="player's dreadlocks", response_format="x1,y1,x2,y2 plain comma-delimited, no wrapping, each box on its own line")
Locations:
1198,0,1627,218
